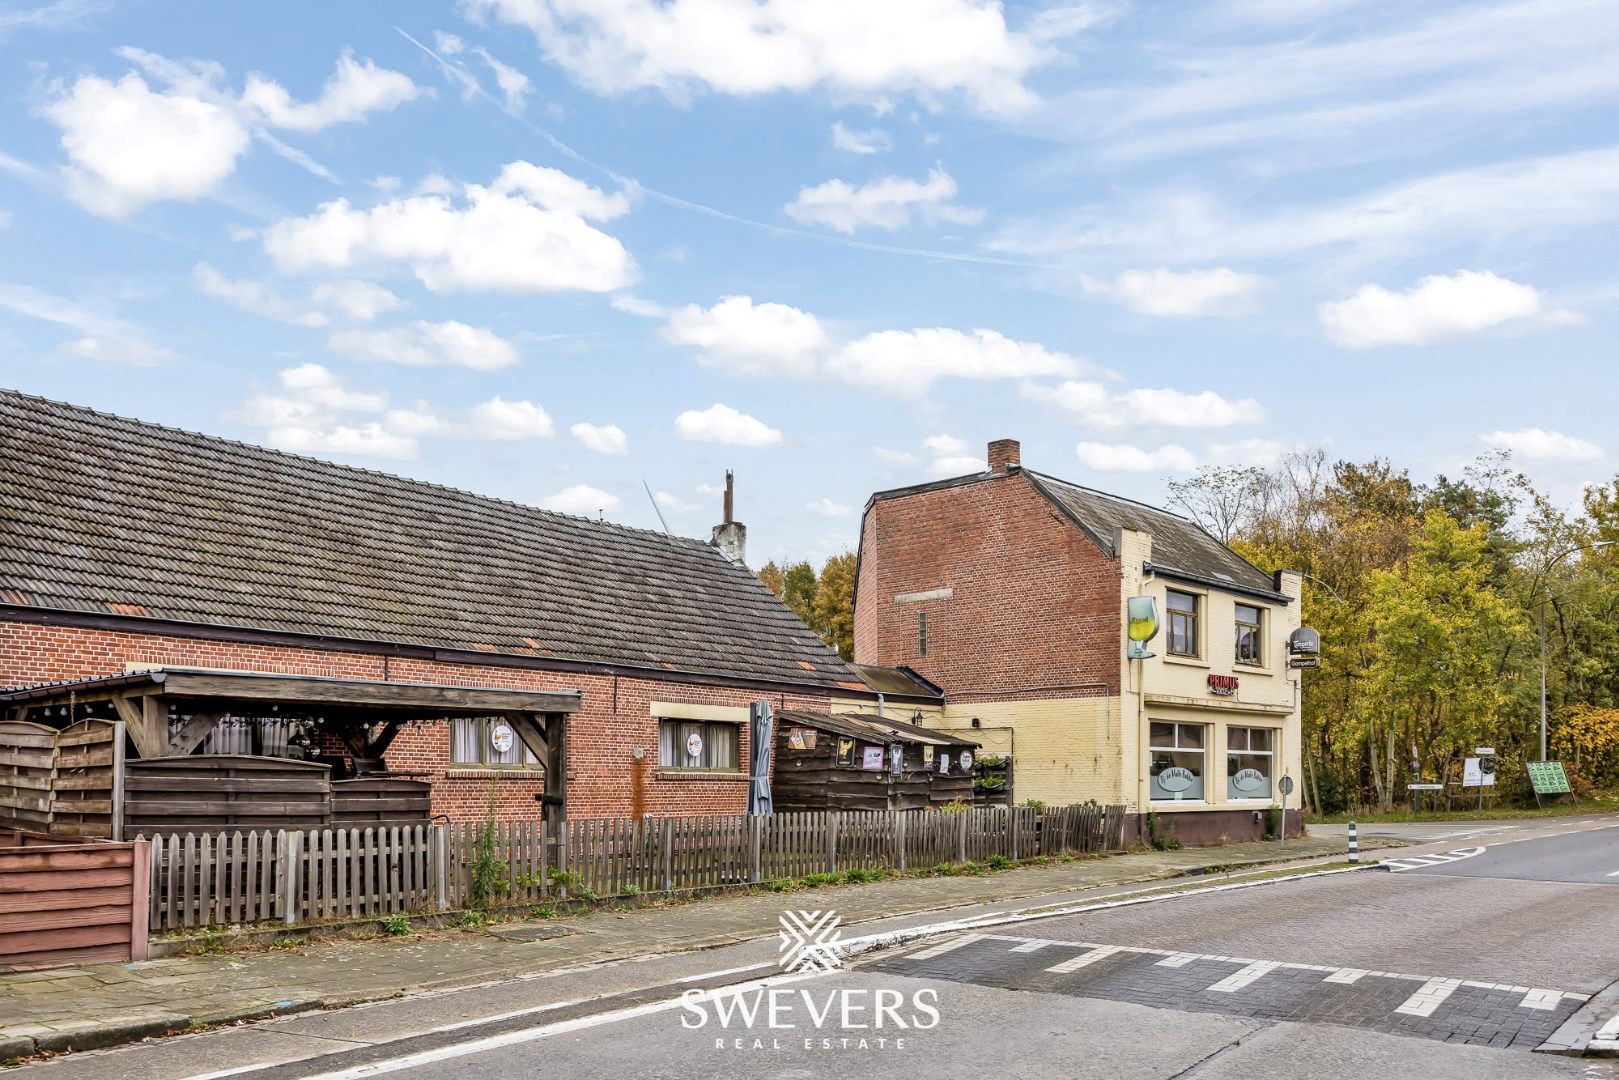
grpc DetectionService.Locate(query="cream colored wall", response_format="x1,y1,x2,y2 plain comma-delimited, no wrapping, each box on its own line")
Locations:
934,697,1126,806
1120,529,1304,813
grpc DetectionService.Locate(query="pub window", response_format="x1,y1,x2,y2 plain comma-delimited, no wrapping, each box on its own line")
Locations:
1235,603,1264,666
451,717,539,768
1227,727,1274,800
1149,721,1206,801
658,719,740,771
918,611,928,657
1166,590,1199,658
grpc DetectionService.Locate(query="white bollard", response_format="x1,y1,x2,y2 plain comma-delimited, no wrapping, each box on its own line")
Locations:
1348,820,1360,863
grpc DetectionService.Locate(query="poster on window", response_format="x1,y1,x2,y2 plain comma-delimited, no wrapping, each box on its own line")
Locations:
836,737,856,767
861,746,886,771
787,727,816,751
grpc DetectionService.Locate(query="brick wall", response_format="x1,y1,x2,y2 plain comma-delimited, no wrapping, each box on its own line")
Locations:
0,619,834,821
853,472,1122,700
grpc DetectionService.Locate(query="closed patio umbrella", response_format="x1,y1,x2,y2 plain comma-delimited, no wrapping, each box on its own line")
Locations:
747,698,774,816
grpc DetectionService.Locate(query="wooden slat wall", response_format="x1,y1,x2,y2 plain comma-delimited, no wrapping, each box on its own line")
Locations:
330,778,432,826
0,830,146,972
0,719,120,837
0,720,55,833
126,756,332,834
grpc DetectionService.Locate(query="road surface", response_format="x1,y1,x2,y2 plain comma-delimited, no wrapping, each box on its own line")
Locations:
20,817,1619,1080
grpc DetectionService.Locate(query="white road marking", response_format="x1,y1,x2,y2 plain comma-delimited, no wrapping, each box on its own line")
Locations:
1207,960,1281,993
1045,944,1125,974
1396,977,1463,1017
906,932,985,960
1384,846,1487,872
1605,869,1619,877
1156,953,1198,968
1009,939,1056,953
1520,988,1566,1011
676,962,773,983
1324,969,1369,984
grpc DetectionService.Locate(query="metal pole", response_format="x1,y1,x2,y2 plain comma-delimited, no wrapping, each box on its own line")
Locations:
1539,595,1548,762
1347,821,1359,864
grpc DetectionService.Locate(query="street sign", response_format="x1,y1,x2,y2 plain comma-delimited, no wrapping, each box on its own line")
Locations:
1287,657,1320,669
1277,774,1293,848
1278,775,1295,796
1406,783,1444,791
1462,758,1496,787
1526,761,1572,795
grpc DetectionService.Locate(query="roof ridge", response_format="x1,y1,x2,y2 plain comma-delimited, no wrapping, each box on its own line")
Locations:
1024,468,1196,524
0,386,717,554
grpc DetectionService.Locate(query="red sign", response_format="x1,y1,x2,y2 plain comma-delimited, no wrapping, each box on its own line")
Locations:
1207,674,1239,697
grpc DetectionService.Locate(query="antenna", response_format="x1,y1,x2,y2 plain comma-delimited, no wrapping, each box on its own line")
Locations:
643,480,671,534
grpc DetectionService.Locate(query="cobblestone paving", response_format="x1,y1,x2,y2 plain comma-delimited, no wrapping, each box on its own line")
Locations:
874,933,1586,1050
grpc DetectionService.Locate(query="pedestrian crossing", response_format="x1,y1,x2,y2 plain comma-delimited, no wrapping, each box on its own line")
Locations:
876,931,1589,1050
1381,846,1486,872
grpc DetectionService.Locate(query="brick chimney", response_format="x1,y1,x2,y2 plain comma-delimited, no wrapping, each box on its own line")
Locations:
710,470,747,565
987,438,1021,473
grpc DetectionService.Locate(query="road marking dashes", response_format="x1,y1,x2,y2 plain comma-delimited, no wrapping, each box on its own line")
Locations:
1519,988,1567,1011
1044,945,1125,974
1383,846,1486,872
1009,939,1055,953
1207,960,1281,993
1324,968,1369,984
1155,953,1198,968
906,932,984,960
1395,978,1462,1017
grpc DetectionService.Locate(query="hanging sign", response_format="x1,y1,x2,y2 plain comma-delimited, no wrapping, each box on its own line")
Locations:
686,731,705,760
958,750,975,773
489,723,515,754
836,737,856,767
1207,674,1239,697
861,746,886,771
787,727,816,751
923,745,935,767
888,744,903,775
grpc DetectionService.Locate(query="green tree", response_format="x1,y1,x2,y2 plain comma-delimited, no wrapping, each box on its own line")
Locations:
812,552,857,660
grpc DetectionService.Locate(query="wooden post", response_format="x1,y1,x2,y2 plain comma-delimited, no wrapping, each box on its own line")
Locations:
110,719,127,842
748,815,762,884
956,809,968,864
660,818,674,893
128,837,151,960
279,830,303,926
895,810,907,871
431,823,449,910
827,811,841,873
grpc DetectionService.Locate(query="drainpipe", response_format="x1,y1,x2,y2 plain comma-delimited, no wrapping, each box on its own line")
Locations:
876,692,885,718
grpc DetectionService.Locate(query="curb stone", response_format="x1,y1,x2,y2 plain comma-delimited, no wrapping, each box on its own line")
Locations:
1538,976,1619,1057
29,1012,190,1054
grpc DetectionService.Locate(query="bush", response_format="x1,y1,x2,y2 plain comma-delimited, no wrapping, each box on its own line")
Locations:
938,800,970,814
931,862,960,876
984,854,1014,871
528,905,558,919
1146,810,1182,851
621,883,642,898
761,878,794,892
450,910,488,931
381,914,412,937
842,867,883,884
801,872,841,888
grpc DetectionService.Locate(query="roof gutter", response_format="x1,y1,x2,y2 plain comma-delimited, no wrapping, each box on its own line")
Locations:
1141,562,1293,604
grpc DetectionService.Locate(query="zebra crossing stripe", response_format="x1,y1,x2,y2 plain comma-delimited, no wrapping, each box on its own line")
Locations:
1385,847,1486,872
1396,978,1462,1017
1156,953,1198,968
1009,939,1055,953
1324,969,1369,984
907,933,984,960
1207,961,1281,993
1045,945,1125,974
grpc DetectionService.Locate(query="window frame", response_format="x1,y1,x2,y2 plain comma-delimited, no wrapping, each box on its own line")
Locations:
918,611,928,657
1148,720,1208,802
657,718,743,773
1234,602,1265,667
449,717,541,769
1226,726,1276,801
1165,589,1201,659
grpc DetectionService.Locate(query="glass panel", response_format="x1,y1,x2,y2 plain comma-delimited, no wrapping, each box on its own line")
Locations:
659,721,677,767
1177,723,1204,749
489,719,520,765
1150,721,1175,747
1249,728,1273,753
679,722,705,769
1227,752,1273,799
1150,749,1204,800
451,718,481,764
1227,727,1248,752
1168,590,1196,612
1235,603,1261,623
705,722,738,770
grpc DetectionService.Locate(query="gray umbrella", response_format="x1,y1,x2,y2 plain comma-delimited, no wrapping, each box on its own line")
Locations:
747,699,774,816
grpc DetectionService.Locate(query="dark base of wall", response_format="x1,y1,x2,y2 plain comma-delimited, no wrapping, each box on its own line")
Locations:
1125,808,1304,848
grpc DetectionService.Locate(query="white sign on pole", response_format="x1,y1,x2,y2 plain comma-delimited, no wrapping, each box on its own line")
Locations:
1462,757,1496,787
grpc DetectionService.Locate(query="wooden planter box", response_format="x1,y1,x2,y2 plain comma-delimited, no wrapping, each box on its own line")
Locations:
0,829,149,972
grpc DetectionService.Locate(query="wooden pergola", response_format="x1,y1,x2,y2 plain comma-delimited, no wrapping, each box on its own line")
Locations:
1,668,579,831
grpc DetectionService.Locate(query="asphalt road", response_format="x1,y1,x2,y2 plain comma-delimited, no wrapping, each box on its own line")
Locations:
22,819,1619,1080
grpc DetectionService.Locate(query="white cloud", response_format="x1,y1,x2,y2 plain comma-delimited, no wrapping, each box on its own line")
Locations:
42,50,420,217
611,294,668,318
240,50,420,132
571,421,629,455
1319,270,1556,348
542,483,621,516
241,363,421,459
468,396,554,439
873,446,920,465
329,320,521,371
675,403,783,446
0,280,172,365
831,122,893,155
262,161,636,293
1075,441,1197,472
786,167,981,233
1081,267,1264,317
1024,380,1265,429
435,31,533,114
44,71,250,217
924,434,969,456
193,263,327,327
1483,427,1602,463
1207,437,1296,467
467,0,1054,114
806,497,855,517
655,490,700,512
311,279,404,322
663,295,826,377
829,327,1081,396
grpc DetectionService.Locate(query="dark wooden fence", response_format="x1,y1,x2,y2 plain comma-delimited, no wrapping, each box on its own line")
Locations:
142,803,1128,932
0,719,121,837
0,829,149,971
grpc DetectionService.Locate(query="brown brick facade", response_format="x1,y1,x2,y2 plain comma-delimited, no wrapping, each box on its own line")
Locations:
853,473,1122,702
0,618,836,821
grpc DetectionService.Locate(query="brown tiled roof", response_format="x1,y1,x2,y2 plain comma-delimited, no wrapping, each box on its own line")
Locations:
0,389,861,689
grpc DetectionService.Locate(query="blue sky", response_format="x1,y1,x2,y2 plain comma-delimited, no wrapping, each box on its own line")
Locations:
2,0,1616,566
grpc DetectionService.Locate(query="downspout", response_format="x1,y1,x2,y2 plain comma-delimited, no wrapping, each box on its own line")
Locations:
876,692,885,719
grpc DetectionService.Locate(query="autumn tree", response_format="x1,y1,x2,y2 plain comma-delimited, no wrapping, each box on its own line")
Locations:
812,552,857,660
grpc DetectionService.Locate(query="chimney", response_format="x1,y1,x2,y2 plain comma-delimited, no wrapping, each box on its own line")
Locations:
988,438,1021,473
711,470,747,565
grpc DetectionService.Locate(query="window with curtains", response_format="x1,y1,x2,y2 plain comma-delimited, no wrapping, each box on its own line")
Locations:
1167,590,1200,658
658,719,741,771
1235,603,1265,666
450,717,540,768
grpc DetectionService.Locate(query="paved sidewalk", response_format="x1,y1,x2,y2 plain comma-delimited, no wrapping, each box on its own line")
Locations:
0,834,1393,1059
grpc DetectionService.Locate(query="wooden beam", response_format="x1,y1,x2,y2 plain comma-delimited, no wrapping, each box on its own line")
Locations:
166,713,223,757
159,671,580,714
504,712,550,764
365,718,405,758
542,711,567,834
113,698,165,759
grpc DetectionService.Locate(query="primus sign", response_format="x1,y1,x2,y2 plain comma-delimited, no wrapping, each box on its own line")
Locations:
679,909,941,1053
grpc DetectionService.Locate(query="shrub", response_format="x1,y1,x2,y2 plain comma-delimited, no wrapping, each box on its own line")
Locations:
938,800,970,814
1146,810,1182,851
801,872,841,888
761,878,794,893
931,861,960,876
621,883,642,898
842,867,883,884
574,886,600,902
451,910,489,931
984,854,1014,871
528,905,558,919
381,914,412,937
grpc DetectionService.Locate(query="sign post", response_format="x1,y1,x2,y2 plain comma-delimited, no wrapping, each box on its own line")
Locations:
1277,773,1294,848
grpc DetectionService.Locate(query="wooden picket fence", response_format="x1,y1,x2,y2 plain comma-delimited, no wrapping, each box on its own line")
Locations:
142,803,1126,932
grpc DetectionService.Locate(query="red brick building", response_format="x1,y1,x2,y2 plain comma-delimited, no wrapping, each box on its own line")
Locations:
854,438,1306,843
0,389,924,822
